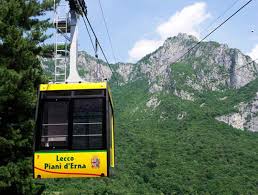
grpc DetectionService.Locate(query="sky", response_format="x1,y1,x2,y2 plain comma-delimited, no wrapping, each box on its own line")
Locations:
51,0,258,63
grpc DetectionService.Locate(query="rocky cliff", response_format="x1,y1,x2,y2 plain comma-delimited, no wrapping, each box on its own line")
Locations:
216,92,258,132
73,33,258,91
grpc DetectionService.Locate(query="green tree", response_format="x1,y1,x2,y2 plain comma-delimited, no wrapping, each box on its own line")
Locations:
0,0,55,194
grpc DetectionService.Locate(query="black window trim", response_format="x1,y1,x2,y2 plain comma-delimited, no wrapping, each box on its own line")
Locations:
71,97,106,150
36,90,107,151
41,90,105,100
39,99,70,150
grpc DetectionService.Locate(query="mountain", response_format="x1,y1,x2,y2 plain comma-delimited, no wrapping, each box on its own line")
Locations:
44,33,258,90
41,33,258,194
44,33,258,132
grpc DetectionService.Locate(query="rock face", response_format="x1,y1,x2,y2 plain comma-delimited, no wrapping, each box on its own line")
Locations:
146,96,160,109
184,41,258,90
77,52,112,81
135,34,198,93
174,89,195,101
135,33,258,93
42,34,257,89
42,33,258,132
76,52,135,85
216,93,258,132
44,33,258,90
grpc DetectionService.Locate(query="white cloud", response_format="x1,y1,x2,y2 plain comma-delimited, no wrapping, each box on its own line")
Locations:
157,2,210,40
128,2,210,62
128,39,163,62
248,44,258,60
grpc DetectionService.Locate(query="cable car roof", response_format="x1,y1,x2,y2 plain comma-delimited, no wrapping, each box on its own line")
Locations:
40,82,108,91
39,82,114,108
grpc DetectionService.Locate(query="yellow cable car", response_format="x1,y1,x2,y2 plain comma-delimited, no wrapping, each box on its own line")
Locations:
33,82,115,178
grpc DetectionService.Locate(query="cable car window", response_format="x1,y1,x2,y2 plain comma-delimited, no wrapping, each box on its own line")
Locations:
42,91,71,97
72,99,103,149
41,101,69,149
73,90,104,96
109,101,114,165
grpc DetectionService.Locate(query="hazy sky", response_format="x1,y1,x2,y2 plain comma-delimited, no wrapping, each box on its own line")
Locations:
52,0,258,63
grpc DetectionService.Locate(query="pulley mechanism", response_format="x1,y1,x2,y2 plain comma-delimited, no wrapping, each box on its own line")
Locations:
68,0,87,15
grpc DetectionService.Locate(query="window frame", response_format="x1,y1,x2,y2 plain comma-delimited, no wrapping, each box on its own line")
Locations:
39,99,70,150
35,89,107,151
108,96,115,167
71,97,106,150
105,89,115,175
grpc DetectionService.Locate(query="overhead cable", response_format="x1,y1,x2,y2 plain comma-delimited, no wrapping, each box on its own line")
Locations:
98,0,117,63
172,0,254,65
77,0,118,81
200,0,241,36
82,16,96,53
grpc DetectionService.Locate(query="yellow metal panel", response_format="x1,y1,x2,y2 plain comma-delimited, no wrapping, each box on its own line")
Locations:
111,115,115,167
40,82,107,91
34,151,107,178
107,84,114,108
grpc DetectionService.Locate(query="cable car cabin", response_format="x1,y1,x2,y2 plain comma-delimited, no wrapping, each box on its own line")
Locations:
33,82,114,179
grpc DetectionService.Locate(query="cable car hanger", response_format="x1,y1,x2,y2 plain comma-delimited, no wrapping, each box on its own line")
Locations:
33,0,115,179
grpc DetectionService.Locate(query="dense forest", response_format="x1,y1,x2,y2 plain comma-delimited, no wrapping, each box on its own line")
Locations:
0,1,258,195
0,0,54,194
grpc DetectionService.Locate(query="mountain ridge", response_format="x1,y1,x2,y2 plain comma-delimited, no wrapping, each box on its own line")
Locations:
43,33,258,132
75,33,258,91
